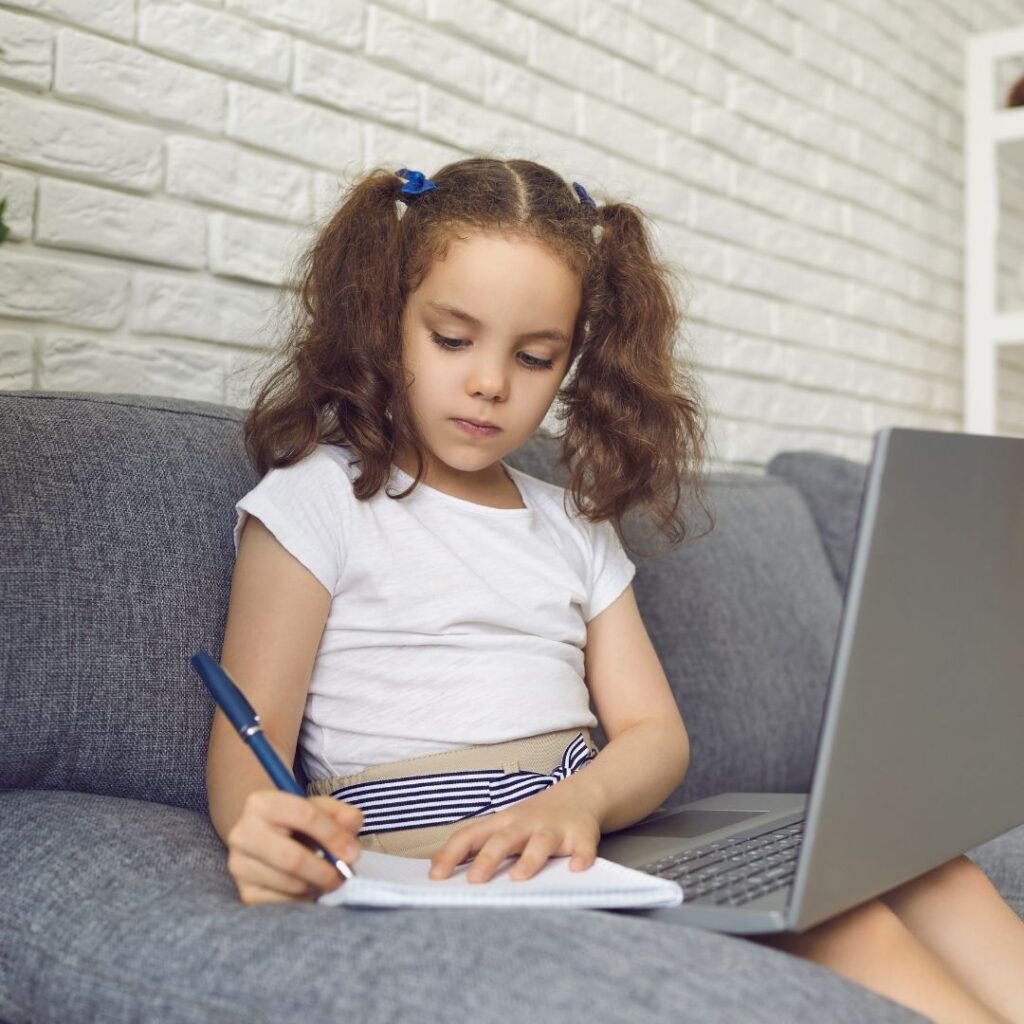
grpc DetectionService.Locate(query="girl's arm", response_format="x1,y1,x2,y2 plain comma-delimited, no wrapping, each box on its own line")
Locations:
209,515,364,905
206,515,332,843
428,583,691,883
565,583,691,834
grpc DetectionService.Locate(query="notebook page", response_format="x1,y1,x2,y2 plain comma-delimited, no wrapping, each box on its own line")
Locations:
317,850,684,909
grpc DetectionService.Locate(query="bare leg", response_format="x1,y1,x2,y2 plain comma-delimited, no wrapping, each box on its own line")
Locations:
879,856,1024,1024
749,896,1010,1023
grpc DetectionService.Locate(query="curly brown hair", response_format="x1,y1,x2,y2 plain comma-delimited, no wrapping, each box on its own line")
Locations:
241,155,713,559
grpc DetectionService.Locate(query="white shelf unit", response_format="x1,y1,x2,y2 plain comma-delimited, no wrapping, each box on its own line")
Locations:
965,25,1024,435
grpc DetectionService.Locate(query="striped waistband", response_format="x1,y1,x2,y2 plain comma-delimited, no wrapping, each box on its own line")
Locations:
327,731,597,836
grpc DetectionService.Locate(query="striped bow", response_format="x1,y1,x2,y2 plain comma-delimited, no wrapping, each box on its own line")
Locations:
332,732,597,836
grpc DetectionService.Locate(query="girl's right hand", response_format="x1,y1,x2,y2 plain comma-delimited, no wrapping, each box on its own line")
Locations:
225,791,364,905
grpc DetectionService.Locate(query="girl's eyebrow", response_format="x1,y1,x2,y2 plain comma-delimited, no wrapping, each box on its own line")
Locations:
425,300,570,345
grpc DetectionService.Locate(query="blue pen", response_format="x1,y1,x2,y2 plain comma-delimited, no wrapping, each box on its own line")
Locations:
190,650,355,881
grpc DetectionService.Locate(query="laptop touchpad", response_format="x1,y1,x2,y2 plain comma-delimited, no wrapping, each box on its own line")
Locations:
628,809,768,838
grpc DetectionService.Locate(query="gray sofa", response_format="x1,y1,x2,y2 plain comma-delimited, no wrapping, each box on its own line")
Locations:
1,388,1021,1024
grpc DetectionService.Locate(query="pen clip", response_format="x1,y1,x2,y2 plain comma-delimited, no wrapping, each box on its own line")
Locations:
191,651,259,736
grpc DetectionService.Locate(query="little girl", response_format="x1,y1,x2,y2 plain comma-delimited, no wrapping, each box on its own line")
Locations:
207,157,1024,1024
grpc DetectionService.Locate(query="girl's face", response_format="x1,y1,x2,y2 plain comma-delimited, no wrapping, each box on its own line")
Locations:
397,231,581,494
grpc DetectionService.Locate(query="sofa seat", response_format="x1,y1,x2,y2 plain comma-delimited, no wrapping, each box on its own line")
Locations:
0,789,947,1024
965,822,1024,917
3,391,1021,1023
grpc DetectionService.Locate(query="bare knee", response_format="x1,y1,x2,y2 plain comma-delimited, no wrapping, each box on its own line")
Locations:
754,898,907,970
883,854,997,905
927,855,994,895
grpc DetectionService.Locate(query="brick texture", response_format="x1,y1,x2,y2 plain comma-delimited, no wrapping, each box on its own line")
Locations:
1,0,1023,468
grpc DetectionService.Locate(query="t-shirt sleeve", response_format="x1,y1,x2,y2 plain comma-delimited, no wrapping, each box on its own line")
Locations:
231,449,349,597
583,516,637,623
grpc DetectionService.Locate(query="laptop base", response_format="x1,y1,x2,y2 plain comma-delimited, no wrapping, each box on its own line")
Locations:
596,792,805,934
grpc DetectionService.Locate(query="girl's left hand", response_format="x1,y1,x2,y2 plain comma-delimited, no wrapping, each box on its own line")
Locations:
427,783,602,882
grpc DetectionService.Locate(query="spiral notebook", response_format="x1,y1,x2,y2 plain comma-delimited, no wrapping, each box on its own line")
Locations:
317,849,684,909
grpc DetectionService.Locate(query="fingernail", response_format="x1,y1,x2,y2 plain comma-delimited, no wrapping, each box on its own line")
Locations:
344,843,360,859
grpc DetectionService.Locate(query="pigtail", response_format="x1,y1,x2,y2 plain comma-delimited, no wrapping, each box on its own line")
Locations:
558,199,713,558
238,154,711,554
241,167,411,494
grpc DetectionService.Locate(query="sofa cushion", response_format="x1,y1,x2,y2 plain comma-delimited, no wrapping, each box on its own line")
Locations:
0,391,256,811
633,477,844,804
765,451,869,594
1,390,847,815
508,440,847,803
0,789,932,1024
967,822,1024,915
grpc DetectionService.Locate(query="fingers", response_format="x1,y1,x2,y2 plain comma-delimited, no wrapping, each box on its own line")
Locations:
508,828,561,881
431,824,553,884
465,826,594,883
569,846,598,872
239,825,348,896
230,846,324,903
429,822,598,884
428,824,485,880
309,794,365,838
464,829,526,882
227,791,364,904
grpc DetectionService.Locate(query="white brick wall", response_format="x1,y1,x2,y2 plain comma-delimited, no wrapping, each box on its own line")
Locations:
1,0,1023,473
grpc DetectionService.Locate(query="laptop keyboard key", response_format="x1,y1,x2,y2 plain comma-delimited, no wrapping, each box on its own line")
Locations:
637,818,807,895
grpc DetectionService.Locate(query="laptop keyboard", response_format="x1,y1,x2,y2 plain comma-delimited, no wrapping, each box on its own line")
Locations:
637,819,805,907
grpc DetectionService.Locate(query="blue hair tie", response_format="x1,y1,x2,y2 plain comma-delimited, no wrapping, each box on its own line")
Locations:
573,181,597,209
396,168,437,201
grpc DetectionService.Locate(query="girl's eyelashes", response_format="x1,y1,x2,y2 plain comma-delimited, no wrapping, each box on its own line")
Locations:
428,331,554,371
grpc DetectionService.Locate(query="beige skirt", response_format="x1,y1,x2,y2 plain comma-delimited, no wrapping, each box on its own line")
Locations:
306,727,599,859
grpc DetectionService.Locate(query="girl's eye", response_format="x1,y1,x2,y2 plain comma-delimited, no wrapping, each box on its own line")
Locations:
429,331,554,371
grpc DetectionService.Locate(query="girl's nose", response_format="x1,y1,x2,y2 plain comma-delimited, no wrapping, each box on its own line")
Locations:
466,365,510,402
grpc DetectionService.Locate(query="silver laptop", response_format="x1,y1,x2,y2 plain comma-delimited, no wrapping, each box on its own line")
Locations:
597,426,1024,935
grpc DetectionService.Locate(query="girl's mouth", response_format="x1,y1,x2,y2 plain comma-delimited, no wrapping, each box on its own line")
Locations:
452,418,501,437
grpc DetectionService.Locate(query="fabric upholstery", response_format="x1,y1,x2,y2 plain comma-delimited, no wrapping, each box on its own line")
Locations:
0,790,930,1024
765,451,869,595
0,391,257,809
2,392,840,812
1,389,1019,1024
626,478,842,805
512,438,844,803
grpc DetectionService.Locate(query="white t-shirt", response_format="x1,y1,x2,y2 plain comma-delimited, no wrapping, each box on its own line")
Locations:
232,443,637,781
